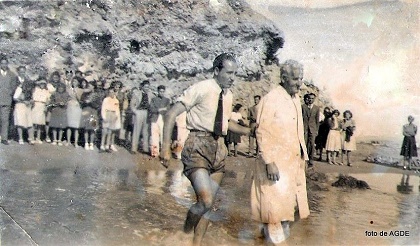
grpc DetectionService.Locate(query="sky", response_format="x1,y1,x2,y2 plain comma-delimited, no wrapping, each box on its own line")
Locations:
246,0,420,141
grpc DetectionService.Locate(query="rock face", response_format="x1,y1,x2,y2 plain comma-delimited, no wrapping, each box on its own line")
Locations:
0,0,325,109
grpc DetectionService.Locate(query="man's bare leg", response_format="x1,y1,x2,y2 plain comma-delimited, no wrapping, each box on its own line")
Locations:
184,169,224,245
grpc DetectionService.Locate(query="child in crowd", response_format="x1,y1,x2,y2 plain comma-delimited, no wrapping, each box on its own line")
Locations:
225,104,245,157
66,77,83,147
79,80,98,150
48,83,69,145
13,79,35,144
100,86,121,152
32,77,51,143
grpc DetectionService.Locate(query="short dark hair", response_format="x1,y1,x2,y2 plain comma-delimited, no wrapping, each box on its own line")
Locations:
17,65,26,71
141,80,150,87
213,53,236,71
343,110,353,118
157,85,166,91
332,109,340,116
304,93,316,100
254,95,261,100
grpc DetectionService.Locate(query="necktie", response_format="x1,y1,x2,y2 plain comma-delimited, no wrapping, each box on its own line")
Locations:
213,90,224,136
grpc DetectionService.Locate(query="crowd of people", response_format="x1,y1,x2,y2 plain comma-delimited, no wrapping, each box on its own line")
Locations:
1,51,358,245
0,54,182,157
299,91,357,168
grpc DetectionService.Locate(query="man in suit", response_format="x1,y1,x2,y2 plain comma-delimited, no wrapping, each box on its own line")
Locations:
130,80,154,154
302,93,320,168
0,55,18,144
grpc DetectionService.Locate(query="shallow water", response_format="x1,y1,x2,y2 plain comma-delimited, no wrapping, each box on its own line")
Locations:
1,146,419,245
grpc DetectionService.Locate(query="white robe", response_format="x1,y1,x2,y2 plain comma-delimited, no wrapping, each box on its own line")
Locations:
251,85,310,223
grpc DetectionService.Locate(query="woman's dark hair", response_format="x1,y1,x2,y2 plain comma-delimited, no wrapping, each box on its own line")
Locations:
332,109,340,116
49,71,61,83
343,110,353,119
233,103,242,112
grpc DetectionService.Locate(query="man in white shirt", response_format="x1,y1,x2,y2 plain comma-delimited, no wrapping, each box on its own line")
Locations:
160,53,250,245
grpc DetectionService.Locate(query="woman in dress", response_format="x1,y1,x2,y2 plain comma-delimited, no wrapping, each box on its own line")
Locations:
341,110,356,166
79,80,98,150
48,83,70,145
100,87,121,152
32,77,51,143
13,78,35,144
325,109,342,165
65,77,83,147
45,71,62,143
400,115,417,169
225,104,245,157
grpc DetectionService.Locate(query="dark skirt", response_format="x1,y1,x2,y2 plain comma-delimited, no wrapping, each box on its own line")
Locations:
80,106,99,130
400,136,418,158
225,130,241,144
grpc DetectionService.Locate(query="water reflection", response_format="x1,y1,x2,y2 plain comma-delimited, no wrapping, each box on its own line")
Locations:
397,174,413,194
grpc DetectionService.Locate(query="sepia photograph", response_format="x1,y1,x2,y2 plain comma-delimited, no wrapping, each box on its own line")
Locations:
0,0,419,245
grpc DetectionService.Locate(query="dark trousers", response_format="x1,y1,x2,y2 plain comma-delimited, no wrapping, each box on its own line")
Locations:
304,130,316,162
0,105,11,141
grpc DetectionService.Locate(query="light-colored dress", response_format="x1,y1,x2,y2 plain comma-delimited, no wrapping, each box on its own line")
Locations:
66,86,83,128
326,117,341,151
32,87,51,125
341,119,356,151
13,85,33,128
101,96,121,130
251,85,309,225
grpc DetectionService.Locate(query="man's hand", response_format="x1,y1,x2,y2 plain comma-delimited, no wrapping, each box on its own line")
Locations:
266,163,279,181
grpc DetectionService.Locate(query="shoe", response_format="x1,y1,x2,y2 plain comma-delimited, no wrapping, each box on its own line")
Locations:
109,145,118,152
85,143,89,150
129,150,137,155
18,140,24,145
46,138,51,143
347,163,352,167
1,140,8,145
89,143,94,150
37,139,43,144
52,141,57,145
29,140,35,145
100,145,106,152
57,141,63,146
64,141,70,146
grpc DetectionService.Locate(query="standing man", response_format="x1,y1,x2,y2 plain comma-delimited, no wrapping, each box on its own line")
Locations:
149,85,170,157
130,80,153,154
160,53,250,245
0,55,18,145
251,59,310,244
302,93,320,168
247,95,260,157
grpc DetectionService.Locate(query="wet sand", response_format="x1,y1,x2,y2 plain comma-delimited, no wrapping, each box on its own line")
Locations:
0,141,417,245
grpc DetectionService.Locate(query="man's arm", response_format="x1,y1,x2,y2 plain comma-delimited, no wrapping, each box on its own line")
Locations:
160,102,187,167
228,120,251,136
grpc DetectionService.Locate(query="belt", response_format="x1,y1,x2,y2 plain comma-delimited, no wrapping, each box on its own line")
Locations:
189,130,222,139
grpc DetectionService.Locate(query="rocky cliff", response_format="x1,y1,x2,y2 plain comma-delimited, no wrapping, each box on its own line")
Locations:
0,0,325,109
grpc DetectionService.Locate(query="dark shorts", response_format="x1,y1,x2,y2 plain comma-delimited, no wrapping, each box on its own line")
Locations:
181,131,228,177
